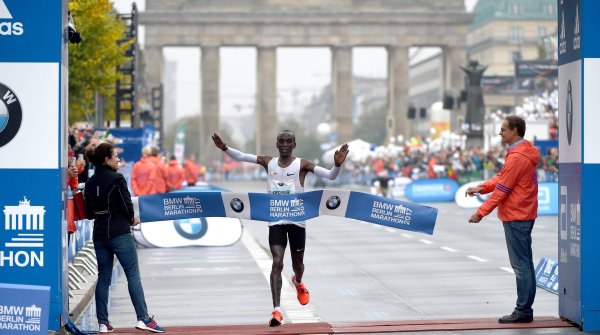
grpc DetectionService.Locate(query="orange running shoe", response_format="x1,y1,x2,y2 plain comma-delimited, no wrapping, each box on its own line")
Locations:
269,310,284,327
292,275,310,305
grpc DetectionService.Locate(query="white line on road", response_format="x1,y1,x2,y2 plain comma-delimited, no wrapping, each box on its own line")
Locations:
500,267,515,274
401,233,413,239
466,255,488,262
419,239,434,245
440,246,458,252
241,230,319,323
384,228,396,233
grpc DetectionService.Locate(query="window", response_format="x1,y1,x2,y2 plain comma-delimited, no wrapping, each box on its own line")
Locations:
538,27,547,40
545,4,556,15
511,51,522,62
509,27,523,44
510,4,523,15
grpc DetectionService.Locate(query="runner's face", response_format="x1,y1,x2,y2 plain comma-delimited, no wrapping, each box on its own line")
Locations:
276,133,295,157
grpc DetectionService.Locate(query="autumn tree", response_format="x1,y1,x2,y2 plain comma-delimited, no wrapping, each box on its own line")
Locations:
68,0,131,124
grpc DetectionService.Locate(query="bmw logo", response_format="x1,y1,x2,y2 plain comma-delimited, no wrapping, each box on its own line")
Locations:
173,218,209,240
230,198,245,213
0,82,22,148
566,80,573,146
325,195,341,210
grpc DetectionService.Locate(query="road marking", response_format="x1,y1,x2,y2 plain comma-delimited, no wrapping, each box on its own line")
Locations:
401,233,413,239
384,228,396,233
440,246,458,252
466,255,488,262
536,225,546,229
241,230,319,323
419,239,433,245
500,267,515,274
338,288,360,296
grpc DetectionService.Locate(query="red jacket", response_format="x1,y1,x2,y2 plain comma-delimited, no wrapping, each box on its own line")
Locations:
183,159,200,184
149,156,168,193
131,157,157,196
167,160,185,191
477,140,540,222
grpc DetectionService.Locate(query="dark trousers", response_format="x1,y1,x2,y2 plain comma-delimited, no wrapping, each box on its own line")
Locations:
503,220,536,316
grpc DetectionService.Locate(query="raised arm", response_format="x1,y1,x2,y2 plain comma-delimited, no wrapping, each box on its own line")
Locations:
212,133,270,169
306,143,349,180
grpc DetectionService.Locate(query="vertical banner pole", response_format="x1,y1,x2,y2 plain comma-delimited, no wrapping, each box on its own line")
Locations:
558,0,600,331
0,0,69,332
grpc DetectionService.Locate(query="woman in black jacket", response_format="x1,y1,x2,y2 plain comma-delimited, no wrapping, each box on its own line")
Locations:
84,142,165,333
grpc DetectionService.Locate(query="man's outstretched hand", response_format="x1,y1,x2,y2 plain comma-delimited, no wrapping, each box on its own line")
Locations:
334,143,350,167
212,133,227,151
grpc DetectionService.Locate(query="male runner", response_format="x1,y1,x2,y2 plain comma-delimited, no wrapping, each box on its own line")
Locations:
212,130,349,326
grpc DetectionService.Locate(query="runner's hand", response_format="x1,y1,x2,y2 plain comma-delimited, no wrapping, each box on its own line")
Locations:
212,133,226,150
465,186,483,197
334,143,349,167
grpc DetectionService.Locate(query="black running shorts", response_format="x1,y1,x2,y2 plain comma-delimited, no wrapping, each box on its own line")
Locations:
268,224,306,252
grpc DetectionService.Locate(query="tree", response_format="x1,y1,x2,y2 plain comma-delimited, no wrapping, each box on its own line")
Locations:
68,0,131,124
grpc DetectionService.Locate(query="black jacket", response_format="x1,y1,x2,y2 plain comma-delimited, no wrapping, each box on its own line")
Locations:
84,165,134,240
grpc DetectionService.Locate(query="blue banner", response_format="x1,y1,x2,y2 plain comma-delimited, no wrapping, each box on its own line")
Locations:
248,191,322,223
537,182,559,215
134,190,438,235
345,192,437,234
535,256,559,295
0,0,62,63
0,283,50,334
108,126,155,163
557,0,581,65
405,178,459,202
137,192,227,223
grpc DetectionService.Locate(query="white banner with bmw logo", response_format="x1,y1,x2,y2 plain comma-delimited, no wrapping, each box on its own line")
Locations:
133,190,438,235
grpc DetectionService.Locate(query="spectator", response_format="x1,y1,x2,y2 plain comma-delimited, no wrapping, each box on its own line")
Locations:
166,156,185,191
130,147,157,196
83,142,165,333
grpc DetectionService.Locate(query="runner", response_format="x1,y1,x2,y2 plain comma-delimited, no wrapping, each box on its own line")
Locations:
212,130,349,326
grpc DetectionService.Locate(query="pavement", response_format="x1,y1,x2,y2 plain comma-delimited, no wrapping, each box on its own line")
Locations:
68,180,593,334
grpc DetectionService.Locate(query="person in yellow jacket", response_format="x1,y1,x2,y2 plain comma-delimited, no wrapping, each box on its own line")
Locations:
466,115,540,324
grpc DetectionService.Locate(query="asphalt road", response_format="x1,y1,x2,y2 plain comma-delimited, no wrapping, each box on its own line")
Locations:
83,180,568,332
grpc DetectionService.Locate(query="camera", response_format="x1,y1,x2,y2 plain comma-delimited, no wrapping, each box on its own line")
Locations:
68,11,82,44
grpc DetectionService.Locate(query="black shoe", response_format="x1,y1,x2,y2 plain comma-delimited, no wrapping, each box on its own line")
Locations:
498,312,533,324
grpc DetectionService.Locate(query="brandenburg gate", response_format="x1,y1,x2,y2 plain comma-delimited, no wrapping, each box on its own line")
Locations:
140,0,471,161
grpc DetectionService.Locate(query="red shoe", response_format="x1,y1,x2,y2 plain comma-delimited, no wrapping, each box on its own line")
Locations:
292,275,310,305
269,310,284,327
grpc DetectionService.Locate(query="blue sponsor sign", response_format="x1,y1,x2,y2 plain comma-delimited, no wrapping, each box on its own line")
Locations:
108,126,155,163
557,0,581,66
135,190,438,235
537,182,558,215
0,283,50,334
535,256,559,295
0,0,62,63
249,191,322,223
138,192,227,222
345,192,437,235
405,178,459,202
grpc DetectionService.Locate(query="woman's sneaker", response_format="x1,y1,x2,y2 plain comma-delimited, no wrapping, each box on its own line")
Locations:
98,322,113,333
135,315,166,333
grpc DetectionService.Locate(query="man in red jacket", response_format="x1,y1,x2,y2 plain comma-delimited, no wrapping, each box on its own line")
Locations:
466,115,540,324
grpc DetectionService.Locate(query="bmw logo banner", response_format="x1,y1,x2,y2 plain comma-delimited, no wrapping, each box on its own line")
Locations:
134,190,438,235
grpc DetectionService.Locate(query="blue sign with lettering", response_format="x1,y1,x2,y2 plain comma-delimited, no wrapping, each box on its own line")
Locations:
249,191,322,223
138,192,227,223
405,178,459,202
535,256,559,295
0,283,50,334
537,182,558,215
108,126,155,163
